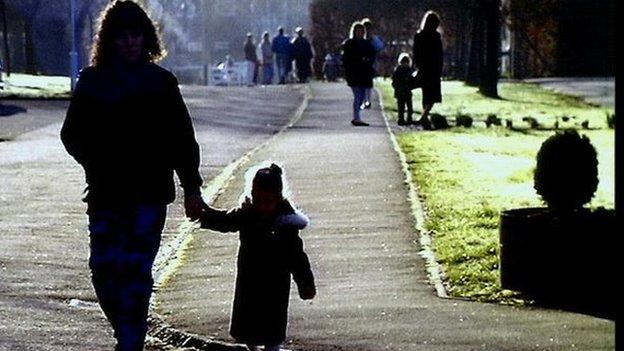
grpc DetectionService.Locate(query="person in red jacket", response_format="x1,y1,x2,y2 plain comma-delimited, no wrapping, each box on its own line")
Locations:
60,2,206,349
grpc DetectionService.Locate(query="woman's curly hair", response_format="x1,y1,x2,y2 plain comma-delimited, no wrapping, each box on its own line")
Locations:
91,0,165,67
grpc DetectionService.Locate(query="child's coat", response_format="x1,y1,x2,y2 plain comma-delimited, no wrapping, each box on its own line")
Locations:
201,200,315,345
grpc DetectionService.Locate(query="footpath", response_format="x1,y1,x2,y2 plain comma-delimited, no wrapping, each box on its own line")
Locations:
155,82,614,351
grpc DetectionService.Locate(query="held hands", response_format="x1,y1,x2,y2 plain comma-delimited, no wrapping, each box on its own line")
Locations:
184,193,206,221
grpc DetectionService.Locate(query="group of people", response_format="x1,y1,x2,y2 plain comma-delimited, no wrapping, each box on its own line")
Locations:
244,26,314,86
342,12,443,129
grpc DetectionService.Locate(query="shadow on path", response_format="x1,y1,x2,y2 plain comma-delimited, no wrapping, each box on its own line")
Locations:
0,104,27,117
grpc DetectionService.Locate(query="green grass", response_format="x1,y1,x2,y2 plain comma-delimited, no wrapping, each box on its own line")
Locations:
1,73,71,99
379,78,614,129
378,80,615,302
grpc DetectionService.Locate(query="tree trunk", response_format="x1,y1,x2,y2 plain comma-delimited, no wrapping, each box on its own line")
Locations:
0,0,10,76
24,19,36,74
479,0,501,97
465,2,483,86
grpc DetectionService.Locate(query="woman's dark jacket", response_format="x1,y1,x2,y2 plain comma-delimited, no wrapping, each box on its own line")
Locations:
341,38,376,88
60,62,202,209
292,36,314,77
201,200,315,345
412,30,443,104
391,65,414,98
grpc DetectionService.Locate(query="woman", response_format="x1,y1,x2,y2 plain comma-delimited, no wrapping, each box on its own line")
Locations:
60,1,205,349
291,27,314,83
342,21,376,126
412,11,443,129
259,31,274,85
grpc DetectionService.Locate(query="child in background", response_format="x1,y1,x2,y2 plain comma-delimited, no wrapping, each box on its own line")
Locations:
391,53,415,126
200,163,316,351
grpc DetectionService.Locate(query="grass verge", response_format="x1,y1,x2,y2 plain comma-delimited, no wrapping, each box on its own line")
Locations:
378,79,615,302
1,73,71,99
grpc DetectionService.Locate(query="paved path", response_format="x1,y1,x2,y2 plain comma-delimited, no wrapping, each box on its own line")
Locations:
156,82,614,351
0,85,305,351
525,77,615,107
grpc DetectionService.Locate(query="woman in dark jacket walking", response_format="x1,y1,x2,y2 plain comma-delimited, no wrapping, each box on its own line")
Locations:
201,163,316,351
412,11,443,129
291,27,314,83
342,21,376,126
60,2,205,349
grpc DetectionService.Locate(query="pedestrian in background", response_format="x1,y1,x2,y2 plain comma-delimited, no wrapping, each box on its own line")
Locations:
259,31,274,85
244,33,258,86
412,10,443,130
391,53,414,126
362,18,385,109
60,1,206,349
342,21,375,126
291,27,314,83
200,163,316,351
272,27,293,84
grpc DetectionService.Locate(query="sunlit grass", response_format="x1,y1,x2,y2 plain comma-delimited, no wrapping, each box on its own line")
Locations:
379,78,614,129
378,80,615,302
1,73,71,98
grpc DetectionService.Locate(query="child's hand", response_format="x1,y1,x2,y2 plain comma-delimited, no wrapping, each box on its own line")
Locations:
299,285,316,300
241,196,253,210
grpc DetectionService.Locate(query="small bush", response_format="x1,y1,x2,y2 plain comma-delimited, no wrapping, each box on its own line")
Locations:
505,119,513,128
485,114,502,128
534,130,598,211
521,116,540,129
431,113,450,129
606,113,615,129
456,114,473,128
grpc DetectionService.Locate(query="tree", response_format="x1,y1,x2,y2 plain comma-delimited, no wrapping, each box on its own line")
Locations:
0,0,10,76
479,0,501,97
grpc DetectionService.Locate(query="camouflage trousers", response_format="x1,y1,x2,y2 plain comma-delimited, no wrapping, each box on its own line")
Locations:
87,204,167,351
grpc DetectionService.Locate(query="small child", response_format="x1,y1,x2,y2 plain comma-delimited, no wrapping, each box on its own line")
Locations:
200,163,316,351
391,53,415,126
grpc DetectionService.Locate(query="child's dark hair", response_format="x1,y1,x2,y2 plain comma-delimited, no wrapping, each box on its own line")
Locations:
398,52,411,65
253,163,284,194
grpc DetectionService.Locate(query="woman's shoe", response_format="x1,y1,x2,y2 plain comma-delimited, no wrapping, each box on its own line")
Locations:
351,120,370,126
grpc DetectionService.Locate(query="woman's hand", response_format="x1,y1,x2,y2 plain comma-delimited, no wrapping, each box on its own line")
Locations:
299,285,316,300
184,194,206,220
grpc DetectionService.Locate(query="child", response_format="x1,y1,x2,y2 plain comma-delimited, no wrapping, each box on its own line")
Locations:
391,53,415,126
200,163,316,351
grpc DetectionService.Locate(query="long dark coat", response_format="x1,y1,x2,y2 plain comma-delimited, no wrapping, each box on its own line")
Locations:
292,36,314,80
412,30,443,105
341,38,376,88
60,62,202,211
200,200,315,345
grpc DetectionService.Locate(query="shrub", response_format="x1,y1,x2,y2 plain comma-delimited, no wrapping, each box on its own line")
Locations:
606,113,615,129
534,130,598,212
485,114,502,128
431,113,450,129
521,116,540,129
456,114,473,128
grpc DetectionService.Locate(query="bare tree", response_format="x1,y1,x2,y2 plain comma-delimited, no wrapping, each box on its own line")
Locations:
0,0,10,76
479,0,500,97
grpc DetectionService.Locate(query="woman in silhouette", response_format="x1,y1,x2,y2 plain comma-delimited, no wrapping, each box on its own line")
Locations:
412,11,443,130
342,21,376,126
61,1,205,349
